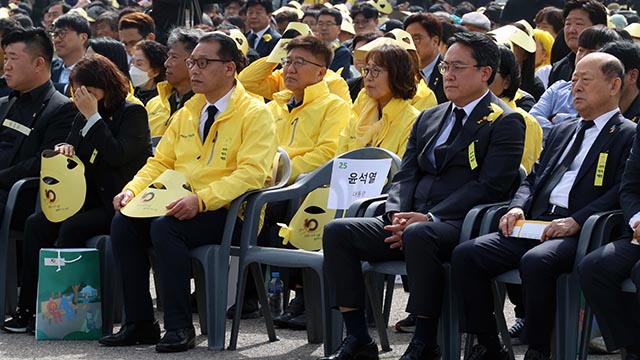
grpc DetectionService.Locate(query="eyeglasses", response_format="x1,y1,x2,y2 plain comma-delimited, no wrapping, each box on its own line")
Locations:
438,61,482,75
317,21,337,27
185,57,231,69
354,18,373,27
361,66,385,78
50,29,71,39
280,57,324,69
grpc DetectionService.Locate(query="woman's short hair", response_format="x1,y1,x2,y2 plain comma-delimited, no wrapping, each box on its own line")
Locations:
365,44,417,100
133,40,168,83
494,45,521,101
69,54,129,111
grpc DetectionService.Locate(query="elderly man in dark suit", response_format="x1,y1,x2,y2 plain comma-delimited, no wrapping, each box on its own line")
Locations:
321,32,526,360
245,0,281,59
578,62,640,360
453,52,636,360
0,27,76,223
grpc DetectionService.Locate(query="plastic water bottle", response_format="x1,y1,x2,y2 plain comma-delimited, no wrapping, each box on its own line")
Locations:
268,272,284,317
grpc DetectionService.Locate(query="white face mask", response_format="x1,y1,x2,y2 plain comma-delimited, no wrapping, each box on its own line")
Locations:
129,65,151,88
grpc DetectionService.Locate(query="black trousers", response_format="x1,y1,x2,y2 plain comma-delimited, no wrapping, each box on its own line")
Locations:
578,238,640,350
452,231,578,348
19,207,113,313
323,215,460,318
110,209,240,331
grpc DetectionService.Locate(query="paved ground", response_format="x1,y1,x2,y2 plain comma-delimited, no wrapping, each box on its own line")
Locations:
0,283,621,360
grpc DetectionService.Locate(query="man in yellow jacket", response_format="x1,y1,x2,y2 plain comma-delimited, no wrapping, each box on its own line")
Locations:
146,27,203,137
99,33,277,353
263,35,351,330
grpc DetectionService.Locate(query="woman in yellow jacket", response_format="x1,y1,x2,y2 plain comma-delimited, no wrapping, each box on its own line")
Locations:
351,33,437,116
490,45,543,174
338,44,420,158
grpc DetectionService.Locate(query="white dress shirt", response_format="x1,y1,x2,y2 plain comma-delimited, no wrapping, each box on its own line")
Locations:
548,108,620,208
199,86,234,142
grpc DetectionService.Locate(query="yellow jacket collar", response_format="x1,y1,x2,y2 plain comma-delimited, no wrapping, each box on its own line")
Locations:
272,80,331,108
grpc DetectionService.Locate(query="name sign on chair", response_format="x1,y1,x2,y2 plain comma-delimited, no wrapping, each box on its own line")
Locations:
328,158,392,209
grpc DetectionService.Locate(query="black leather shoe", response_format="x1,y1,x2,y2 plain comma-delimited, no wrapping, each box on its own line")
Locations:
317,335,379,360
399,340,441,360
523,349,550,360
287,313,307,330
155,327,196,353
274,293,305,328
98,320,161,346
465,344,509,360
226,297,261,319
626,352,640,360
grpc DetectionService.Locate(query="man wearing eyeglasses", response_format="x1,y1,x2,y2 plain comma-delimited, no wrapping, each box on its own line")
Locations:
99,32,277,353
316,8,352,80
321,32,525,360
50,13,90,95
350,3,379,36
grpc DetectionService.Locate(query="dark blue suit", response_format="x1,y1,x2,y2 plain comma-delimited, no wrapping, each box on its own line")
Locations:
453,112,636,349
324,92,526,317
247,27,281,59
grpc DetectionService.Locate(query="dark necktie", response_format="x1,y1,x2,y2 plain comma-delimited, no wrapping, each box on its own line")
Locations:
434,107,466,168
247,32,258,49
202,105,218,142
529,120,596,218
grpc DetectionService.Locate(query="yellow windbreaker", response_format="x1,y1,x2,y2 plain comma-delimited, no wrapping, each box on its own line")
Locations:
145,81,176,137
124,82,277,212
351,78,436,117
338,97,419,158
238,57,351,103
269,80,350,183
502,96,543,174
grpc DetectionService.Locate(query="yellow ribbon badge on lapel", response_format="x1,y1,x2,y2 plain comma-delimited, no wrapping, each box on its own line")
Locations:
40,150,87,223
277,187,337,251
478,103,504,124
121,170,193,218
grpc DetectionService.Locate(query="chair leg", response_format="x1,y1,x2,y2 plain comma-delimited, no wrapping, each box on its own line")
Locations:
302,268,323,344
492,281,515,360
192,260,207,335
578,305,593,360
382,275,394,327
204,250,229,351
251,263,277,342
555,275,580,360
319,267,343,356
442,265,460,360
228,262,249,350
364,271,391,351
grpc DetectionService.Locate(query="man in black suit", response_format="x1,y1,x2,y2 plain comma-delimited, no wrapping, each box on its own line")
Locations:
317,8,352,80
245,0,281,59
601,41,640,123
547,0,607,88
50,14,90,95
453,52,636,360
321,32,526,360
404,13,446,104
0,27,76,222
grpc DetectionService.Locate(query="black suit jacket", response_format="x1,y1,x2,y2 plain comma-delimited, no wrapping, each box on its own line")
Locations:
66,101,152,210
621,120,640,224
385,92,526,221
330,44,352,80
0,81,77,189
50,58,68,94
511,113,635,226
250,27,281,59
548,52,576,88
427,54,446,104
623,93,640,123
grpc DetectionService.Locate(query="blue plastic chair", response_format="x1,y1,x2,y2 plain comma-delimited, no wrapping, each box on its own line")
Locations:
0,177,39,321
228,148,402,355
476,207,623,360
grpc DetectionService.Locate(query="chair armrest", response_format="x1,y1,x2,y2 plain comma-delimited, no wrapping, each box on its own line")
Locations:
0,177,39,243
574,210,624,269
345,195,388,218
459,201,509,244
